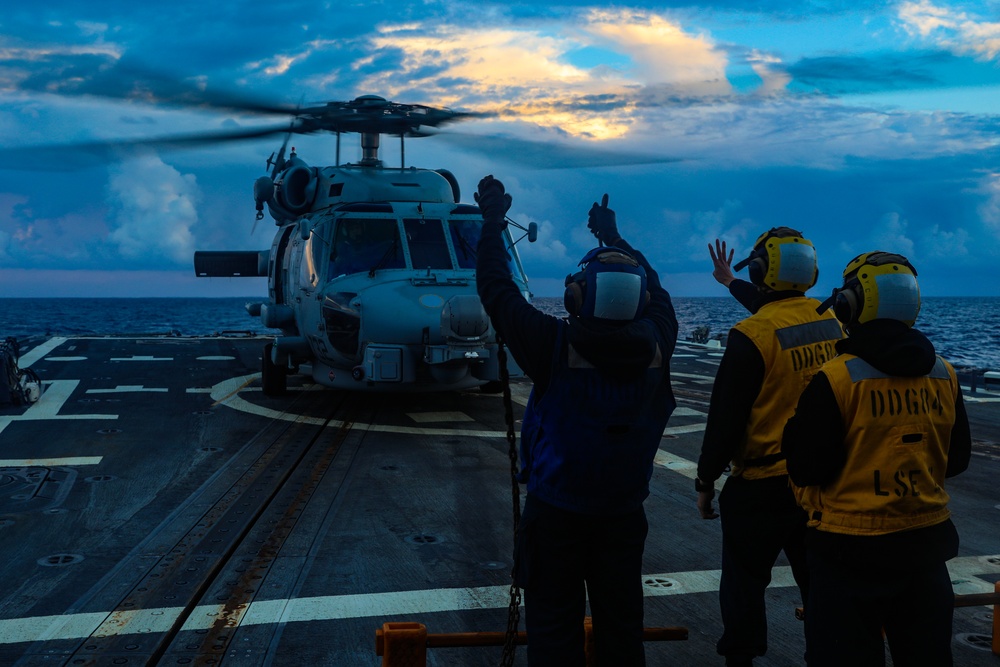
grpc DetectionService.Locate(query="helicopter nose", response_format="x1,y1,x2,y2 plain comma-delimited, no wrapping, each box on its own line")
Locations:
441,295,489,342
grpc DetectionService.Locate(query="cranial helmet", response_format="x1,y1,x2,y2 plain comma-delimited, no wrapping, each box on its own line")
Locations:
564,247,650,321
733,227,818,292
817,251,921,329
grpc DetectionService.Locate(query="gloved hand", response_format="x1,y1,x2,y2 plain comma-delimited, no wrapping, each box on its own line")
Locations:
709,238,736,287
475,175,512,228
587,193,621,245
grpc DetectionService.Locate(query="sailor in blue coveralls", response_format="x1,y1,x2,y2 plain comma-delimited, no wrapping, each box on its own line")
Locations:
474,175,678,666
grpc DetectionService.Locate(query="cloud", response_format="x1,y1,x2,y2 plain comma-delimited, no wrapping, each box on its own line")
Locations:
921,223,969,257
106,153,199,265
581,9,730,93
355,9,732,139
979,172,1000,233
747,50,791,95
869,211,915,256
897,1,1000,60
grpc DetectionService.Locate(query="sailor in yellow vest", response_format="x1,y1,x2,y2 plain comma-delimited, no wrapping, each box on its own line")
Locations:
696,228,844,666
783,251,971,667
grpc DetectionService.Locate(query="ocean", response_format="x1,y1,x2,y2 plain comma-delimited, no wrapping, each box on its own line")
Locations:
1,296,997,371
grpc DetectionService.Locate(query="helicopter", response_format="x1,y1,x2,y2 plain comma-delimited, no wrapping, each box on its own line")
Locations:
190,94,538,394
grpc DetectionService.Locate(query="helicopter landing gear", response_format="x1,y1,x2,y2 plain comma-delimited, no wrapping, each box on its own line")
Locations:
479,380,503,394
261,342,287,396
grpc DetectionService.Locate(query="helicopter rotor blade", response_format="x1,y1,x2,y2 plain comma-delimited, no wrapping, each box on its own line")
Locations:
432,130,684,170
17,61,302,118
0,122,307,171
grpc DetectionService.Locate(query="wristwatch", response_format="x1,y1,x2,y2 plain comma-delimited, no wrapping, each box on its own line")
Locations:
695,477,714,493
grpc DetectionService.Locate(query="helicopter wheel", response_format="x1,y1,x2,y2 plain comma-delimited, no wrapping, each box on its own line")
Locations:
479,380,504,394
261,342,287,396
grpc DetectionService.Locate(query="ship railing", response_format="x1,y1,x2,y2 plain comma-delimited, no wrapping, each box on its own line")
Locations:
374,617,688,666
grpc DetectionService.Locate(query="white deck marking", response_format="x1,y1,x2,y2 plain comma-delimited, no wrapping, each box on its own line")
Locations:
18,338,68,368
672,407,705,417
0,555,995,644
42,357,87,362
86,386,168,394
653,449,699,479
0,457,102,467
965,395,1000,403
663,423,707,436
0,380,118,437
671,372,716,383
210,375,507,437
406,411,474,423
110,356,173,362
196,356,236,361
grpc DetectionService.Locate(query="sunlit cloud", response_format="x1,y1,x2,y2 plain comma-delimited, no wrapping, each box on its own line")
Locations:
747,50,791,95
357,10,731,140
897,1,1000,60
582,9,730,93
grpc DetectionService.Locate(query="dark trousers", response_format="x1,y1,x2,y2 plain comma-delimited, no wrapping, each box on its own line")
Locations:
717,475,809,663
515,494,648,666
805,550,954,667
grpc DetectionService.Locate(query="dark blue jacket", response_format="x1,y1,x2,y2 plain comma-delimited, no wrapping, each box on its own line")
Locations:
476,220,678,514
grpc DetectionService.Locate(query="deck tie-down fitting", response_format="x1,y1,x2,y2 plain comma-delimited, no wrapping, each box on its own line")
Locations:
375,617,688,666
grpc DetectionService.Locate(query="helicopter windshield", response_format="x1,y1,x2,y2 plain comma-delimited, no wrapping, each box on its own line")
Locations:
403,218,451,270
446,218,524,278
448,219,481,269
329,218,404,278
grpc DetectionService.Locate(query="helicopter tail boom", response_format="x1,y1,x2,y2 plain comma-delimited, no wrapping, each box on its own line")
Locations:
194,251,269,277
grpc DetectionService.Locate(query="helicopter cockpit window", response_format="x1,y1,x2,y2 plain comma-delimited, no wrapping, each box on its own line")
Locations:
447,218,482,269
403,218,451,270
447,217,522,277
329,218,404,278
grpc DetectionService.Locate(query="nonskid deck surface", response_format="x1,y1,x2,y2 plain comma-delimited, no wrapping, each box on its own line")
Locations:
0,336,997,666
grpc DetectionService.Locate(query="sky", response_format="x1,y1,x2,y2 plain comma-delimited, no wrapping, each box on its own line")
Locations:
1,0,999,299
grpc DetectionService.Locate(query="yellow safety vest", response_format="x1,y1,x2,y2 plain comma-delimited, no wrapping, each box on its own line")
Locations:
731,297,843,479
798,354,959,535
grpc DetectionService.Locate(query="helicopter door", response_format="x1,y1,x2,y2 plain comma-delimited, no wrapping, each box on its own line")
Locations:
270,225,296,305
402,218,451,270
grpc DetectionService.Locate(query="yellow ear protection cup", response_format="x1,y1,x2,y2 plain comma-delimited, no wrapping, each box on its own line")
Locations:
817,251,920,328
733,227,818,291
564,247,650,320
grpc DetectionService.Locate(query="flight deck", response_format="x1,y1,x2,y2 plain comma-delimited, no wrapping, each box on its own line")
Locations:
1,335,998,665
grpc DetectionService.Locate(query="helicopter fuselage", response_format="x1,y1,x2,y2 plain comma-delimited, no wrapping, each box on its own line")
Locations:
198,154,530,393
